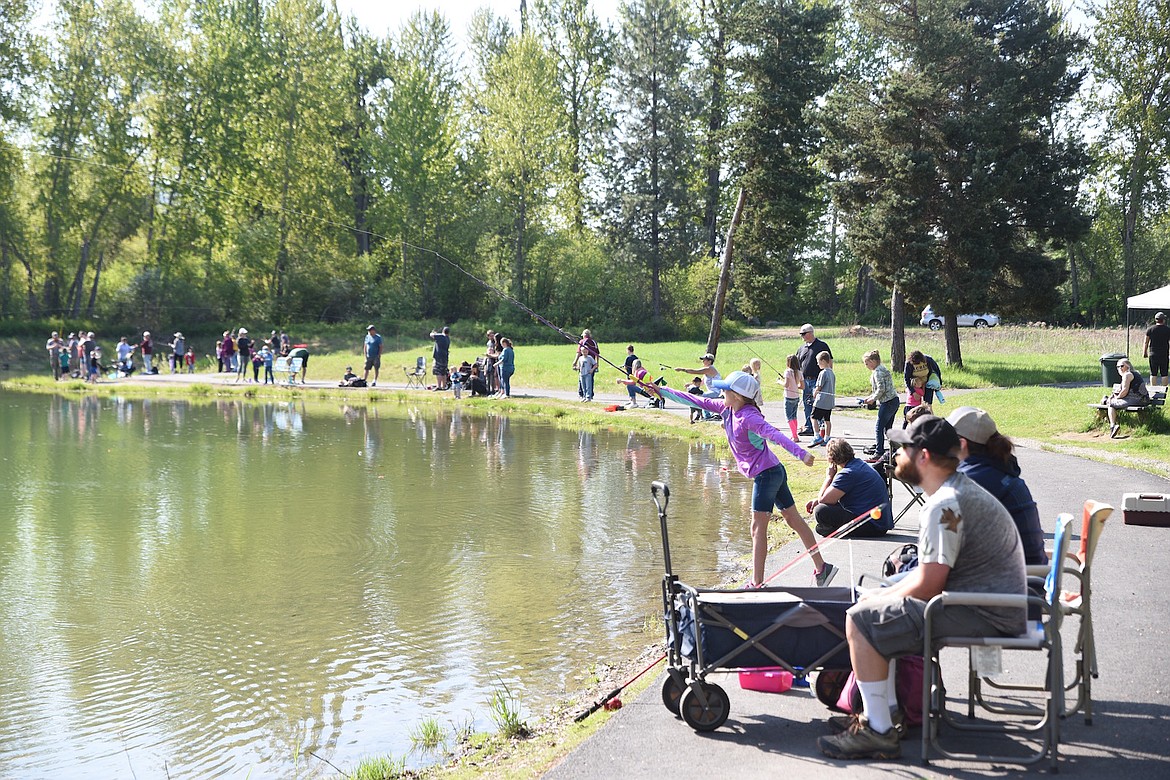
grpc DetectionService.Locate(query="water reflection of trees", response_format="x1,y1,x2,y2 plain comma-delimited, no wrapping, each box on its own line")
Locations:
2,395,756,776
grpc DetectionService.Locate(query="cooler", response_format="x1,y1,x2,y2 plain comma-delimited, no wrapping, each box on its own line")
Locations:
1123,493,1170,527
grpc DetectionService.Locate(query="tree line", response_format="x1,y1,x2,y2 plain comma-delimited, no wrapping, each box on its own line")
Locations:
0,0,1167,354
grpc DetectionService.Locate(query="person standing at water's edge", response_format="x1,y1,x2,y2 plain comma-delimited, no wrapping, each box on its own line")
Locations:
496,338,515,398
796,324,831,435
46,331,63,380
629,370,838,589
235,328,252,382
363,324,382,387
430,326,451,390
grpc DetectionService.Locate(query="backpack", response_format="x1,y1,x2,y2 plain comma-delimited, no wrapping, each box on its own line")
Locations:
814,542,925,726
883,543,919,579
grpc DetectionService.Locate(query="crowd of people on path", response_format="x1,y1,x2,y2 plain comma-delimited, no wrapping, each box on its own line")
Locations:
44,327,302,384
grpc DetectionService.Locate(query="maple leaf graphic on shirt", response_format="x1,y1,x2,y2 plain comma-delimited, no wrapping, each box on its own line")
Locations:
940,508,961,533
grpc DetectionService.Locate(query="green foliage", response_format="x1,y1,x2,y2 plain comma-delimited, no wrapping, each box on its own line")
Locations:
727,0,838,321
826,0,1089,364
609,0,701,319
487,682,530,739
409,716,447,753
350,754,407,780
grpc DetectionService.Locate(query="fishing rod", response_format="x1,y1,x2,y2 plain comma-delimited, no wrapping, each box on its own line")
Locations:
574,654,666,722
573,503,883,722
21,146,634,379
737,338,785,378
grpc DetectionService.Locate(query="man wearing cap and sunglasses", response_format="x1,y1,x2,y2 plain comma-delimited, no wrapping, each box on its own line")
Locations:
818,415,1026,761
673,353,723,421
796,324,832,435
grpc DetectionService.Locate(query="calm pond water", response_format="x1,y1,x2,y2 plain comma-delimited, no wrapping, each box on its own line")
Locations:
0,392,758,778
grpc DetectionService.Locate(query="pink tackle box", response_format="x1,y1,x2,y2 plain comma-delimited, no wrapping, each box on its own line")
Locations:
738,667,794,693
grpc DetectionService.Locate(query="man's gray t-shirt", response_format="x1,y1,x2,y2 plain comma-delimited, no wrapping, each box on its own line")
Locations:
918,471,1027,635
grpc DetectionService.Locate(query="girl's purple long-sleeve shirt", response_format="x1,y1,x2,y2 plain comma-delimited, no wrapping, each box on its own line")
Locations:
656,385,808,478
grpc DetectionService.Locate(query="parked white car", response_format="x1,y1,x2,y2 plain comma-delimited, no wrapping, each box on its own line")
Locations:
920,305,1000,330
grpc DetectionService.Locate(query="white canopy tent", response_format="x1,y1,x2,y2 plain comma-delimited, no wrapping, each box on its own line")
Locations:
1126,283,1170,355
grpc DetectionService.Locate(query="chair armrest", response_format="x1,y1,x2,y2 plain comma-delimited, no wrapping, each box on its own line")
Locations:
935,591,1029,609
1025,565,1048,578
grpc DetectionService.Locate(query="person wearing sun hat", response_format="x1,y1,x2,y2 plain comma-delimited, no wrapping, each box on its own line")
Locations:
946,406,1046,565
817,414,1026,761
673,352,723,421
627,369,837,589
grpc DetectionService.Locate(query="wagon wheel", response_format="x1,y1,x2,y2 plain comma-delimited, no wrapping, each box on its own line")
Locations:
679,682,730,732
661,674,686,716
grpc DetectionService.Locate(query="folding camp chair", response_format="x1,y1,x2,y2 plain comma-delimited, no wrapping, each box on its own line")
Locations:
403,357,426,389
874,449,926,526
1010,500,1111,725
921,513,1074,770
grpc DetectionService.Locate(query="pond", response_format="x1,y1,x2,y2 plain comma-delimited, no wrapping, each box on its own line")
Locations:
0,392,756,777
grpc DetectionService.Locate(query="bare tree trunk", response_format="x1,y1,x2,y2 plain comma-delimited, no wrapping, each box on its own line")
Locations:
944,316,963,368
85,249,104,318
707,188,746,357
890,287,906,370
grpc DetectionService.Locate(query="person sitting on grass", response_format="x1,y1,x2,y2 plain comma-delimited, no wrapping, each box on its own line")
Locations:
805,438,892,538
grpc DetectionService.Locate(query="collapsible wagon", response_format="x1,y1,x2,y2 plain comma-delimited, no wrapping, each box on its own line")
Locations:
652,481,855,732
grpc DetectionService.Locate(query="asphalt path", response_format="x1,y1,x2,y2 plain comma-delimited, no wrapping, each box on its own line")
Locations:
542,402,1170,779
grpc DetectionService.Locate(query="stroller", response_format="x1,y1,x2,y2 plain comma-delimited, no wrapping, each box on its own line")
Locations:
653,482,855,732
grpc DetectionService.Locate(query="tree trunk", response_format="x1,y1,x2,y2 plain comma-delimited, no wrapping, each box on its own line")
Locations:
707,188,746,357
1067,241,1081,319
703,19,725,258
70,241,90,318
86,249,104,318
944,316,963,368
890,287,905,371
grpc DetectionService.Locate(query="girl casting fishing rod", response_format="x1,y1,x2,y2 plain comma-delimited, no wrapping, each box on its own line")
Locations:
622,369,838,589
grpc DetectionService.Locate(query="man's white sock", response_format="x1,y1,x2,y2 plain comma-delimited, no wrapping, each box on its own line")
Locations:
858,680,892,733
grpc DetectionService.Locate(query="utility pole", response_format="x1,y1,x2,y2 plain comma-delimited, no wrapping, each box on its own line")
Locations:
707,188,746,357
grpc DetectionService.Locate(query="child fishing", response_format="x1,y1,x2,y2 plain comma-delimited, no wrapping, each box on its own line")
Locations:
624,369,837,588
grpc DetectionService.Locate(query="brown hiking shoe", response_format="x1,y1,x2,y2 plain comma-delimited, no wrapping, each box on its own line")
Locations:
817,717,901,760
826,709,906,739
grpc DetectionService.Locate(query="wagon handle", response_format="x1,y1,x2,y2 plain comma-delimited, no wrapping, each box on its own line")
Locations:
651,481,672,577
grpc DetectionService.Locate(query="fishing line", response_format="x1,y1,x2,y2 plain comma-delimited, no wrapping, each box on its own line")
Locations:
17,145,634,377
735,338,784,377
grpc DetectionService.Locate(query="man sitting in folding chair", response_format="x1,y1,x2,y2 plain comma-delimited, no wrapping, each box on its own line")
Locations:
817,415,1026,761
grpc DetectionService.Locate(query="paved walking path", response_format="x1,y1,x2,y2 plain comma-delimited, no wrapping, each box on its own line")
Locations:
544,412,1170,778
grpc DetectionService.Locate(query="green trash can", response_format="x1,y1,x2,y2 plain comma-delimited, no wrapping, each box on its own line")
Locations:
1100,353,1126,387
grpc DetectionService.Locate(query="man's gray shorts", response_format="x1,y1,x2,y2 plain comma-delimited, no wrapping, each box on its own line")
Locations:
847,594,1003,658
